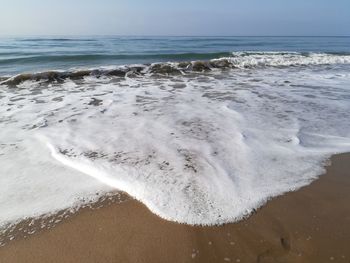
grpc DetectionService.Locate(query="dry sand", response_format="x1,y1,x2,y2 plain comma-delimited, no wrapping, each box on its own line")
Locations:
0,153,349,263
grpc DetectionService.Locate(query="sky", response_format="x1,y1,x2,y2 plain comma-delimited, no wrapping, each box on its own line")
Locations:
0,0,349,36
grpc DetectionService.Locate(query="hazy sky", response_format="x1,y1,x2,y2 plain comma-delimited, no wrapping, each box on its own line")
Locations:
1,0,349,36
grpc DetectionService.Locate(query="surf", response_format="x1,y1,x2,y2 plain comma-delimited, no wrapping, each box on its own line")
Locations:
1,60,349,228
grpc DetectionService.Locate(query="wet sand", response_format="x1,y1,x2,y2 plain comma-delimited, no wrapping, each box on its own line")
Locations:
0,153,349,263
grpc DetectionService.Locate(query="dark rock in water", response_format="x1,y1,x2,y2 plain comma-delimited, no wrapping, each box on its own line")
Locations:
209,59,233,69
192,61,211,72
106,69,127,77
150,64,181,75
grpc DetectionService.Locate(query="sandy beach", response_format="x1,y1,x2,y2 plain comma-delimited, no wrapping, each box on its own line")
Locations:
0,153,349,263
1,1,350,262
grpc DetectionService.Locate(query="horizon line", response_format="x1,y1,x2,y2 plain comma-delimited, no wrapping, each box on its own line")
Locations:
0,35,350,38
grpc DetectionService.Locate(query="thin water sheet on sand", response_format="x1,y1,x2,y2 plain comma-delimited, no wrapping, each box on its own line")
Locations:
0,153,349,263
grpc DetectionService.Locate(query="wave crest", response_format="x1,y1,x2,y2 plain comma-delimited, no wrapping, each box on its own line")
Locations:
1,52,350,86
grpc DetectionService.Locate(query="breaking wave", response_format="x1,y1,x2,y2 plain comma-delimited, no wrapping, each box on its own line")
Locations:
1,52,350,86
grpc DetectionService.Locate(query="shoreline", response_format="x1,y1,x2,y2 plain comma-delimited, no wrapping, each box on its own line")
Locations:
0,153,349,262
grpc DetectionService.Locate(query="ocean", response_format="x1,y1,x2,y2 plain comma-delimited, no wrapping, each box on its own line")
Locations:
0,36,350,234
1,36,350,76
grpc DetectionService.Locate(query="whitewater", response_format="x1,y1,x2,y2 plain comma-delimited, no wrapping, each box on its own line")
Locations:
1,51,350,231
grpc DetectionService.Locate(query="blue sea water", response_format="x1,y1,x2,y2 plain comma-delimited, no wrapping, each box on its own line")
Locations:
0,36,349,76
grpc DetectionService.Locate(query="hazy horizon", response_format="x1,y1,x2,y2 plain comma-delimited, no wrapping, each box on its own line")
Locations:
1,0,349,36
1,35,350,37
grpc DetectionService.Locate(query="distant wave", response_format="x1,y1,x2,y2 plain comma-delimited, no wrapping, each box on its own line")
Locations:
1,52,350,86
0,52,232,65
17,38,97,42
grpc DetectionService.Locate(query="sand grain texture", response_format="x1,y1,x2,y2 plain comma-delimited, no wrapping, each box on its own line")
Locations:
0,153,349,263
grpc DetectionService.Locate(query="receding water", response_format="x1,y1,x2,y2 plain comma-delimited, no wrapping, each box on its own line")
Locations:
0,37,350,233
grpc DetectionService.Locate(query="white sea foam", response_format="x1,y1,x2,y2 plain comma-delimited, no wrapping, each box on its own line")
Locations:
0,62,350,227
226,52,350,68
